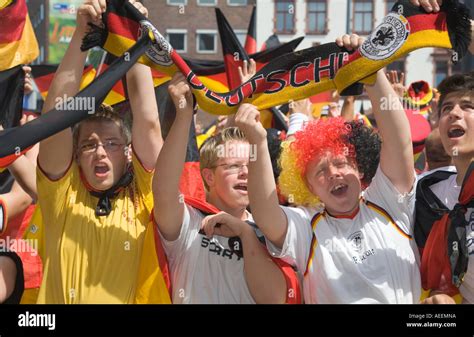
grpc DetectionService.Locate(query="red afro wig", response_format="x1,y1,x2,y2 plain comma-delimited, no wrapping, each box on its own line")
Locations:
291,117,356,176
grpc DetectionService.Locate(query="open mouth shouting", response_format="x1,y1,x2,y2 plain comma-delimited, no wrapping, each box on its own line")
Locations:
233,182,248,194
94,163,110,178
447,125,466,139
331,183,348,197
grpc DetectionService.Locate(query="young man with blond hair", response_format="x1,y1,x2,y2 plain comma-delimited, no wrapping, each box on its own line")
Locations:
153,72,299,304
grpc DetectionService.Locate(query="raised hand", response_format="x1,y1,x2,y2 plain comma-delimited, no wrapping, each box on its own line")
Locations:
235,103,267,144
238,59,257,84
386,70,406,97
168,72,194,115
409,0,442,12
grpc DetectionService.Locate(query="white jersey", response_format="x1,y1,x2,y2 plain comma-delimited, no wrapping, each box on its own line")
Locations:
429,174,474,304
267,167,421,303
158,204,255,304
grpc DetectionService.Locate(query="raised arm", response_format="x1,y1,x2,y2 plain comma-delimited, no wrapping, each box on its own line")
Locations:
336,34,414,193
152,73,194,241
125,2,162,169
368,71,414,193
38,0,105,179
235,104,288,249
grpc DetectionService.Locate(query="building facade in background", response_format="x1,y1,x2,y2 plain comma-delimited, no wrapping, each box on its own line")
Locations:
26,0,48,64
256,0,473,88
142,0,256,61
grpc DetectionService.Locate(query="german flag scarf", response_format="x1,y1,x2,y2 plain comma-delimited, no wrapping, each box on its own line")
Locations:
81,0,471,116
0,0,39,70
417,162,474,297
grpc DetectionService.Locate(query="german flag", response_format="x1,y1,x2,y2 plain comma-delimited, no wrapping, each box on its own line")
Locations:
32,65,97,100
0,0,39,71
244,6,257,55
0,65,24,129
30,65,58,100
216,8,249,91
260,34,281,52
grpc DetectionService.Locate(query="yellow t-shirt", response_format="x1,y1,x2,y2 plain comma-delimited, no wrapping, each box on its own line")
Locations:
35,153,166,304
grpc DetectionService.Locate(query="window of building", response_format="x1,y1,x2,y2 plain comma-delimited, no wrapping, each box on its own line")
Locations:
352,0,373,34
228,0,247,5
197,30,217,53
197,0,217,6
167,0,187,5
167,30,187,53
307,0,327,34
275,0,295,34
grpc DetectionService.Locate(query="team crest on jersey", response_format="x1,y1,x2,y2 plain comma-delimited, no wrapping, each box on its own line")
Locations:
139,20,174,67
348,231,363,252
360,13,410,61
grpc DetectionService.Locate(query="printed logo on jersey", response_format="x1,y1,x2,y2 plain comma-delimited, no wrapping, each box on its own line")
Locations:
348,231,376,264
348,231,364,252
360,13,410,61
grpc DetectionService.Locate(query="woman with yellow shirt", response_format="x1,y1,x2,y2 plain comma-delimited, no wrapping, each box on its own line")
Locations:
35,0,170,304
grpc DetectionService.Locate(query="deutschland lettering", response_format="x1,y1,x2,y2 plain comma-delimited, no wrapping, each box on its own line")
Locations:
186,52,349,107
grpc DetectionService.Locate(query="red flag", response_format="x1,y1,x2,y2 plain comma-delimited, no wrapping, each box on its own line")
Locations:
244,6,257,55
216,8,249,90
0,0,39,70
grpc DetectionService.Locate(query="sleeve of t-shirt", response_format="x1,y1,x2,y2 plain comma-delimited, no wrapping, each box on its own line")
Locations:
157,204,200,266
131,149,154,213
363,165,416,235
265,206,314,275
36,158,74,211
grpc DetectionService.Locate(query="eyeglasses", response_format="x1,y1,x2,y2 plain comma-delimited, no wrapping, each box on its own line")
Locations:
212,163,249,174
79,140,125,154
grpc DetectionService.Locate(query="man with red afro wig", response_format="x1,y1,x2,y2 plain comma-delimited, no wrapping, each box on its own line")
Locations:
235,34,422,303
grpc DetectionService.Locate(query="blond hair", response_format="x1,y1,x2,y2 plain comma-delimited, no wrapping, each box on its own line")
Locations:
278,140,321,207
199,127,247,190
